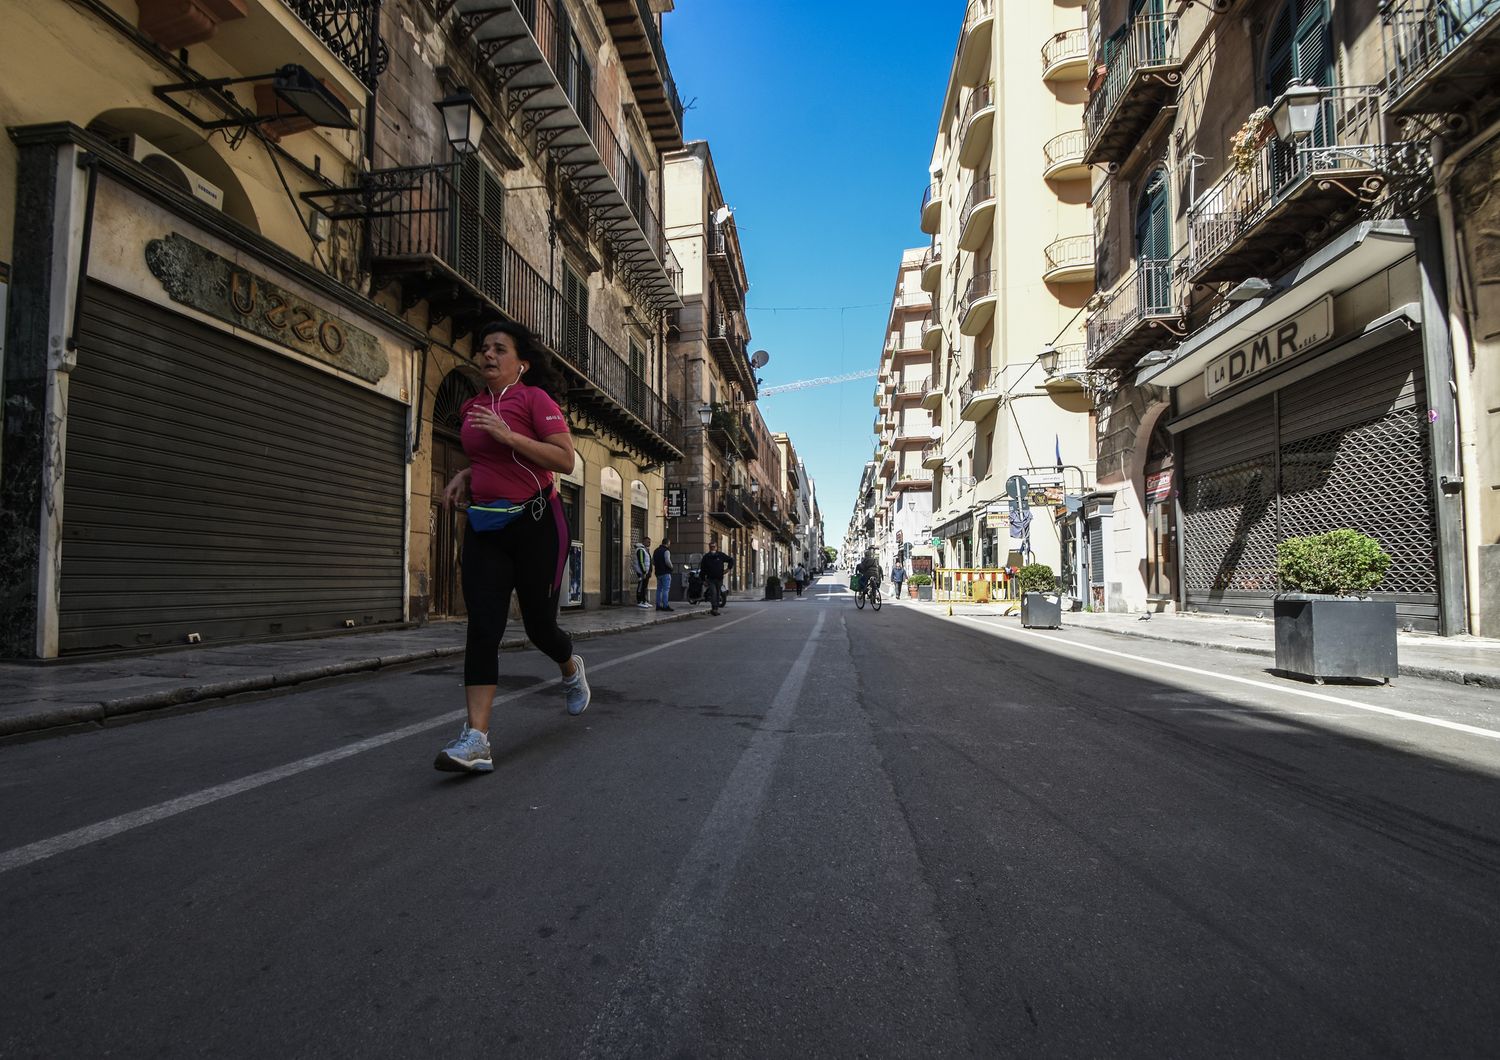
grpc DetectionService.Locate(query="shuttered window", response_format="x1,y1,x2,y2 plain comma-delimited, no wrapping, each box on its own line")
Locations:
452,154,504,307
60,284,406,653
1265,0,1333,100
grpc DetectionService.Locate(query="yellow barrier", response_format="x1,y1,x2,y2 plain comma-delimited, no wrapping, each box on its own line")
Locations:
934,567,1019,603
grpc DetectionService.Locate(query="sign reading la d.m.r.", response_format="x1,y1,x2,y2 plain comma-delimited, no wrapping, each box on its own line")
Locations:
1204,295,1332,397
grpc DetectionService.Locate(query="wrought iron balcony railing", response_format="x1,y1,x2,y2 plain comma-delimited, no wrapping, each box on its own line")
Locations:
1084,13,1181,165
283,0,386,87
1085,257,1183,371
959,175,996,233
1186,86,1424,285
1381,0,1500,115
367,164,678,452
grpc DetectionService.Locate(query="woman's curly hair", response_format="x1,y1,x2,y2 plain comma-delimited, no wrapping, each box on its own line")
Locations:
474,319,567,403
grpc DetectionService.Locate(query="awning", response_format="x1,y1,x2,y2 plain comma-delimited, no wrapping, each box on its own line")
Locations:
1137,220,1417,390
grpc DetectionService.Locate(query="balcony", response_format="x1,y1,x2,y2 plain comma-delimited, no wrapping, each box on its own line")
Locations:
958,270,997,336
706,403,753,460
1040,343,1090,393
893,469,935,492
1043,235,1095,284
920,182,942,234
920,244,942,292
880,449,897,478
597,0,686,149
1043,129,1089,182
959,367,1003,421
1085,258,1184,371
921,381,944,411
921,311,944,351
921,444,946,469
1042,28,1089,82
958,82,996,168
1085,13,1182,169
893,423,931,449
957,0,997,86
1382,0,1500,118
957,175,996,252
451,0,680,308
364,165,679,463
893,377,929,404
706,305,755,391
709,489,751,529
1186,87,1419,286
708,216,748,311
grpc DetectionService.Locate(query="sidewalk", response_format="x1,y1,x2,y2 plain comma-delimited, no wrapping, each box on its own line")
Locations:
0,604,710,740
902,598,1500,688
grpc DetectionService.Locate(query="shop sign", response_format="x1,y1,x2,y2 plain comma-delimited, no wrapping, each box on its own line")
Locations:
985,511,1010,530
1146,469,1174,503
666,485,685,517
145,233,387,383
1204,295,1332,397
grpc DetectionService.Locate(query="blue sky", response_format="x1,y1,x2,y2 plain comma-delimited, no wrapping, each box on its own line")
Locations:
664,0,967,546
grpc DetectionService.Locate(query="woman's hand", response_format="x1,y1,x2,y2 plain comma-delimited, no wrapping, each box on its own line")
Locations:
442,468,471,510
466,405,513,444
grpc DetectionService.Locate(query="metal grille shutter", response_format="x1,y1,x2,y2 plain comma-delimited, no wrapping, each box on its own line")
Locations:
1088,517,1105,586
60,283,407,653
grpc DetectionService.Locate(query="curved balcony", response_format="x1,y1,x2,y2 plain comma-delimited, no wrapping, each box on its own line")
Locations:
921,381,943,411
920,243,942,292
956,175,996,252
959,367,1003,422
958,270,997,336
921,444,946,470
1043,235,1095,284
1041,28,1089,82
1043,129,1089,182
921,311,944,351
958,82,995,169
1040,343,1090,392
957,0,996,86
920,182,942,235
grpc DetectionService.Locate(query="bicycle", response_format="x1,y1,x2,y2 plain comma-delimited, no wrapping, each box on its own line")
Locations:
854,579,882,611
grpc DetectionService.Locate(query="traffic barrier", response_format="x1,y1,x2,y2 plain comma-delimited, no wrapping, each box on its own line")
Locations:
934,567,1019,603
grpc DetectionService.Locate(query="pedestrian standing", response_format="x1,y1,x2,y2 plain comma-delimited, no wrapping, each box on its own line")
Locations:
793,561,808,596
633,535,653,609
653,535,675,611
891,560,906,601
434,320,589,775
699,538,734,615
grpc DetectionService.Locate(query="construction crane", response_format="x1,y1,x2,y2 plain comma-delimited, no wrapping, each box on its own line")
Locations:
758,369,880,396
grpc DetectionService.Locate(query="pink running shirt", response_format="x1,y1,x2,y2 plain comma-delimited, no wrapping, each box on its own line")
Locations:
459,383,570,503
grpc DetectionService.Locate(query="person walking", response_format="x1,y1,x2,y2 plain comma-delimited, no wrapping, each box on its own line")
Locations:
793,561,808,596
434,320,589,775
653,535,675,611
633,535,653,609
891,559,906,602
699,538,734,615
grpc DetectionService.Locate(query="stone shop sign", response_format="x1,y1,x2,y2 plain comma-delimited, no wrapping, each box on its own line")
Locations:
145,233,387,383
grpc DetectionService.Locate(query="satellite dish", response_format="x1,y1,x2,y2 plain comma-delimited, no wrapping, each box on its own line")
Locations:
928,426,943,440
713,204,734,225
750,349,769,369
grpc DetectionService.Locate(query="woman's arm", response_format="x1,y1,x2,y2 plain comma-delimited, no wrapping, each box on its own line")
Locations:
467,406,576,474
442,467,471,509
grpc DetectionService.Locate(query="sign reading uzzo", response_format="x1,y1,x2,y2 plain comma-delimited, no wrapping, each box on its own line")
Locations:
145,233,387,383
1204,295,1332,397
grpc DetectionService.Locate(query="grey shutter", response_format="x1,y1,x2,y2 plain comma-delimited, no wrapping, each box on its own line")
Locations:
60,283,406,653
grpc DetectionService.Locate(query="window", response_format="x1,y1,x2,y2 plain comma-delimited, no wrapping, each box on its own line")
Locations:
1134,167,1171,313
452,155,504,306
1264,0,1333,101
561,266,589,368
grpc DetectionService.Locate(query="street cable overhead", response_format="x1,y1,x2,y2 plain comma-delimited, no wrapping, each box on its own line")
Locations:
759,369,880,395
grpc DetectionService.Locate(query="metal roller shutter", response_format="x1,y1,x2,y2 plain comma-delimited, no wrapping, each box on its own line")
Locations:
59,283,407,653
1179,337,1437,629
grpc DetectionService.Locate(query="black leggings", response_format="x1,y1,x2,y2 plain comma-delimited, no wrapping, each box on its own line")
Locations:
462,497,573,686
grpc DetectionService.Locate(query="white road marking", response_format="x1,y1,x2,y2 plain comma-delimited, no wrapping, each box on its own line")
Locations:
581,610,826,1056
943,613,1500,742
0,611,765,876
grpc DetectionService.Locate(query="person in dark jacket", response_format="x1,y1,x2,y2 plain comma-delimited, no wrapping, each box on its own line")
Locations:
699,538,734,615
652,536,675,611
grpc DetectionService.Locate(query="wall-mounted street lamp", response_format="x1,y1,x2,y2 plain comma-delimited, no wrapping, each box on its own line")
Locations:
1270,82,1325,141
1037,342,1059,377
697,403,713,427
435,87,487,154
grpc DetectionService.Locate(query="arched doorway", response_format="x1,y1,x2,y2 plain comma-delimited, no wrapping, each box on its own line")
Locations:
600,467,624,605
430,369,478,617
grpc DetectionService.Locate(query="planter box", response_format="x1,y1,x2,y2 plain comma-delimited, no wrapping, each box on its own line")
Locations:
1273,594,1397,683
1021,592,1061,629
915,584,933,601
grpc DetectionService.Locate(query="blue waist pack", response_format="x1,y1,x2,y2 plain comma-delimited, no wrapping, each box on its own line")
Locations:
465,499,527,533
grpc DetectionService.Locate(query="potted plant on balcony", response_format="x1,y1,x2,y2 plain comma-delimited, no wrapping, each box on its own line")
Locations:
1229,106,1274,172
1017,563,1062,629
909,572,933,601
1273,530,1396,684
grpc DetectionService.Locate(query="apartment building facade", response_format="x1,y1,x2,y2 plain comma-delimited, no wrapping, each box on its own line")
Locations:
1083,0,1488,633
922,0,1098,587
0,0,685,656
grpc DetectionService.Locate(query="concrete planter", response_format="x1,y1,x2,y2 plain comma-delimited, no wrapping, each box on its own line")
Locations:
1273,594,1397,683
1021,592,1061,629
915,585,933,601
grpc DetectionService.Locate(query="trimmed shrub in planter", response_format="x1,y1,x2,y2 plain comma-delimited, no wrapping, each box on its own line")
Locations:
764,574,784,601
1273,530,1396,683
1017,564,1061,629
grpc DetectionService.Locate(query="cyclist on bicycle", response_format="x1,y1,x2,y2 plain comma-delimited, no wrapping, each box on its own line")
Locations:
856,551,882,598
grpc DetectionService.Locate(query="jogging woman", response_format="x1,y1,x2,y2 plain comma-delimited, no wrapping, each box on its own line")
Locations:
434,320,589,773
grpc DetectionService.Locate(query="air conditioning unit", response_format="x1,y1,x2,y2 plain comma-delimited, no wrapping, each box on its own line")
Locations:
115,134,225,211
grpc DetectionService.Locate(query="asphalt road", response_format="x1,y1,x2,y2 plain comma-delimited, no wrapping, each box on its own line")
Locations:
3,577,1500,1058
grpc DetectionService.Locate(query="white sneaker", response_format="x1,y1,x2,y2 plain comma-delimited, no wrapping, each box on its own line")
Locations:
636,601,653,609
562,655,591,716
434,725,493,773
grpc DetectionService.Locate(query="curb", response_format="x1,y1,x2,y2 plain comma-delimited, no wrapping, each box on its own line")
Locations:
0,609,709,741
